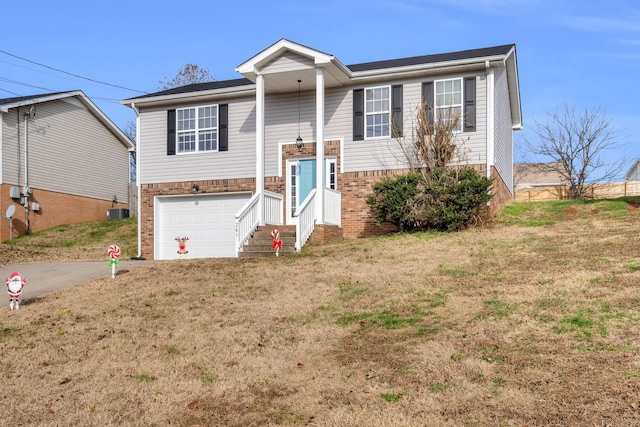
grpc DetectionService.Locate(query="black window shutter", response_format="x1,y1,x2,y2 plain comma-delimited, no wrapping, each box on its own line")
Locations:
167,109,176,155
422,81,434,131
464,77,476,132
353,89,364,141
219,104,228,151
391,84,403,138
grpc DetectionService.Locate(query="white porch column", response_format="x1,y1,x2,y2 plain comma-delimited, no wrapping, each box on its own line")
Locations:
315,67,325,224
256,74,265,224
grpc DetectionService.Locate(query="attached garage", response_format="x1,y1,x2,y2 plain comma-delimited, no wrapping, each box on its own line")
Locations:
155,192,252,260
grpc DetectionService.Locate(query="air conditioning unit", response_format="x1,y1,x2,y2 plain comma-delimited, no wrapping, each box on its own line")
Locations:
108,208,130,220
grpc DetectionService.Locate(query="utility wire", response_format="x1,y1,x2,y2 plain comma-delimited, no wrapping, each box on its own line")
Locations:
0,49,147,94
0,76,56,92
0,87,21,96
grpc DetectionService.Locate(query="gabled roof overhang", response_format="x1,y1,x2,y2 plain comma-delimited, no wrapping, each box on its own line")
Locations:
235,38,352,92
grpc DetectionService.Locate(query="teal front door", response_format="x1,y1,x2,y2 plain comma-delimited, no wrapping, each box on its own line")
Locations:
289,159,316,219
298,159,316,204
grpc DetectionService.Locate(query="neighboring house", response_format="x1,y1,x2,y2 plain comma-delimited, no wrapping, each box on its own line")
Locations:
0,91,133,241
514,162,570,188
123,39,521,260
625,158,640,181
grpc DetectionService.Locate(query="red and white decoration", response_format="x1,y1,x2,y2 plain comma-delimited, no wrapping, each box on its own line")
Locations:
271,229,282,257
175,236,189,256
108,244,121,278
6,271,26,310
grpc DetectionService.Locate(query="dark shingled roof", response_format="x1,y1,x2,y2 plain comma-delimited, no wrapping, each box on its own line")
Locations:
129,78,254,100
346,44,515,72
128,44,515,100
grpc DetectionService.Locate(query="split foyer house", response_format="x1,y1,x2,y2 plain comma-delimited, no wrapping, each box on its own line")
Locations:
123,39,521,260
0,91,133,241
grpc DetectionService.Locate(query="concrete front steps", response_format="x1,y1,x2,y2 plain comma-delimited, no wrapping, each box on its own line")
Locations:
238,227,296,258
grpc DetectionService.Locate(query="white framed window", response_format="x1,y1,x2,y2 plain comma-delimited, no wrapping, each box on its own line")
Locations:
177,105,218,153
326,158,337,190
290,163,298,216
365,86,390,139
435,78,462,132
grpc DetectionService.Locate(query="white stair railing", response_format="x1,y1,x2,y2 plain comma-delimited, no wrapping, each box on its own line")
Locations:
294,189,316,252
235,191,284,256
263,190,283,225
323,188,341,226
235,193,260,255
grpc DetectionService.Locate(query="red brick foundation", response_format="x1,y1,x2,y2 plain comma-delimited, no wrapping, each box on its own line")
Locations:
139,140,513,258
0,184,126,242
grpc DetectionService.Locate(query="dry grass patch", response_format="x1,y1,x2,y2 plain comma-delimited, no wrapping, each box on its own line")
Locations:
3,203,640,425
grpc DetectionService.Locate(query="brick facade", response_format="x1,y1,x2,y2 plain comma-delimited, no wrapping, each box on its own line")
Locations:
139,139,513,258
0,184,126,242
140,178,256,259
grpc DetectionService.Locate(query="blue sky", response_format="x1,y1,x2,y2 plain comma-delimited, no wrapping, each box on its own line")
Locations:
1,0,638,176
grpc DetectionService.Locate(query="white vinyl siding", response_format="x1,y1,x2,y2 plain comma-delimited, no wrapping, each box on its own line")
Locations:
493,67,514,193
340,76,487,173
139,74,489,181
1,97,129,203
262,52,315,75
137,97,255,184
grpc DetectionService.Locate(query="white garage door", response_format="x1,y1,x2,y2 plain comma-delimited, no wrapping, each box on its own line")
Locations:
155,192,251,260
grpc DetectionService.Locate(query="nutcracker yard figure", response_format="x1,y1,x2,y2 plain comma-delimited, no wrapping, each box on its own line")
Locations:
6,271,26,310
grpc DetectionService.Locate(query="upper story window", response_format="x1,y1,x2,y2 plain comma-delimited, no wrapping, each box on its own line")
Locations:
353,85,403,141
177,105,218,153
365,86,390,139
435,78,462,132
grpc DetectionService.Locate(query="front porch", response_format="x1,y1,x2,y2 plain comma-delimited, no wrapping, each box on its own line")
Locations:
234,185,342,257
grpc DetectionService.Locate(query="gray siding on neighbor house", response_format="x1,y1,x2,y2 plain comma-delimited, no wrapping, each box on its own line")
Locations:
1,98,129,202
493,66,514,193
138,96,256,185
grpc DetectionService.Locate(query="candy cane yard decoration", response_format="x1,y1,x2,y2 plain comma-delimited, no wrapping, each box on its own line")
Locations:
6,271,26,310
271,229,282,257
108,244,121,278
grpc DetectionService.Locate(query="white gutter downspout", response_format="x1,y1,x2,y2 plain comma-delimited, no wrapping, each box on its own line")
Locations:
0,112,3,186
131,102,142,258
256,74,265,225
486,60,495,182
23,109,30,233
315,67,325,224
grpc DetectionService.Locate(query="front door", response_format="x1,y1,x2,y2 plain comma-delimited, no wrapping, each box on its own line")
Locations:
298,159,316,206
286,157,337,223
288,159,316,222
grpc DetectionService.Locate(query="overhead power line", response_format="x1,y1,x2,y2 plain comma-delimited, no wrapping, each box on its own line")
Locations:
0,49,147,94
0,87,21,96
0,76,56,92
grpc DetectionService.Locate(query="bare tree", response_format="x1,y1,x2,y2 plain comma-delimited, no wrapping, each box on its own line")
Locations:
526,105,626,199
158,64,214,90
392,100,466,179
123,120,136,182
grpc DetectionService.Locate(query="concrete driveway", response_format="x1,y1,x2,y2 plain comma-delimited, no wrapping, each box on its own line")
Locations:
0,260,152,306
